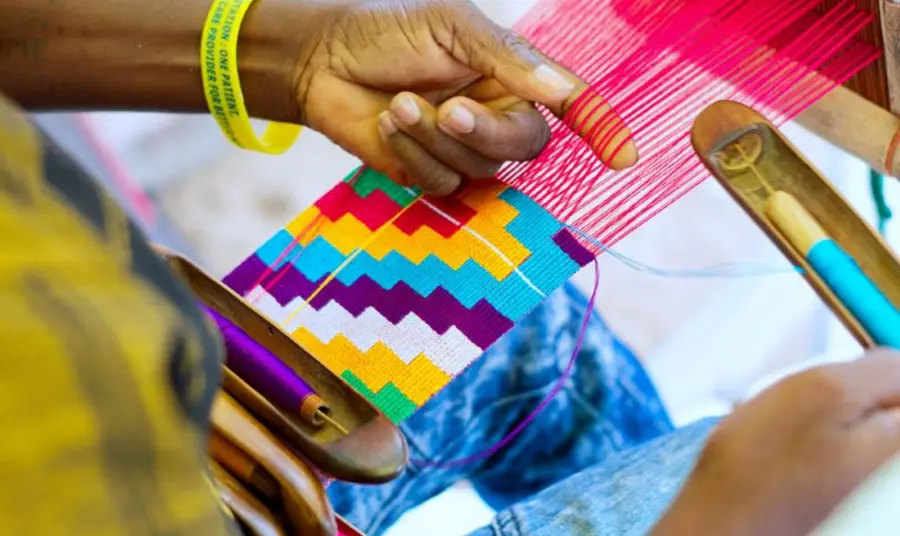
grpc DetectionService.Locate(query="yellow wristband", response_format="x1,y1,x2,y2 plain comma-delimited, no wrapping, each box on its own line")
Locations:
201,0,301,154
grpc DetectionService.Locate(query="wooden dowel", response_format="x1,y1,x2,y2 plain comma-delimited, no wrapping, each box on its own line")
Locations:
764,191,829,255
795,85,900,177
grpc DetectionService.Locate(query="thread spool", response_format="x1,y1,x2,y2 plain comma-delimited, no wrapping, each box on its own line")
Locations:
764,191,900,349
203,305,339,430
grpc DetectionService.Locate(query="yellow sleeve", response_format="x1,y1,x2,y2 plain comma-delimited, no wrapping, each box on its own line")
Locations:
0,94,235,535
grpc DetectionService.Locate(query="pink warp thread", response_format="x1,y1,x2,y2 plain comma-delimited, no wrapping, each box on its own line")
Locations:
498,0,878,253
411,258,600,469
249,1,879,300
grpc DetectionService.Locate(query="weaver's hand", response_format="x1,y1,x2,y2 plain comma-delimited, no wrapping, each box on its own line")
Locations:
651,350,900,536
291,0,637,195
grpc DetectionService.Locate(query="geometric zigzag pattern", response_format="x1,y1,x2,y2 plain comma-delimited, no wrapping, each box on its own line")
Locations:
224,167,593,422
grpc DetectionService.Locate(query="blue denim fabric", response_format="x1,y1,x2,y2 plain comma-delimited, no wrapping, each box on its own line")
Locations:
327,282,717,535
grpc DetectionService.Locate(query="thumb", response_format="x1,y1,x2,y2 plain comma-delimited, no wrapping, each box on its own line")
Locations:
453,14,638,169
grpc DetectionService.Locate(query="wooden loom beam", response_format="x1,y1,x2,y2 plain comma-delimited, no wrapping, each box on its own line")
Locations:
878,0,900,113
815,0,900,113
787,0,900,176
795,85,900,176
818,0,893,110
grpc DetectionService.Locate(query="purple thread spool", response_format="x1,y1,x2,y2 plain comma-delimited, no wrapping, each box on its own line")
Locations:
203,304,329,426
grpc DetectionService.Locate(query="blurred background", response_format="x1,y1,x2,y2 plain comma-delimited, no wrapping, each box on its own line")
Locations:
33,1,900,533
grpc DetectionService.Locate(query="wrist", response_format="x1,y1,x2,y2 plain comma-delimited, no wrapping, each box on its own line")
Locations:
237,0,338,125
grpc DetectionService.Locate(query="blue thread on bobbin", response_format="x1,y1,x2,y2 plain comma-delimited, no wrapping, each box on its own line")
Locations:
807,239,900,349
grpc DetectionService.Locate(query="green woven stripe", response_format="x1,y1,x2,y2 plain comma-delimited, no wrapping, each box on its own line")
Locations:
341,370,417,423
344,166,419,207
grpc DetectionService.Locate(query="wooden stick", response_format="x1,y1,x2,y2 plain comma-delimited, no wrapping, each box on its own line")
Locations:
764,191,829,255
880,0,900,115
209,431,281,503
210,461,285,536
795,85,900,176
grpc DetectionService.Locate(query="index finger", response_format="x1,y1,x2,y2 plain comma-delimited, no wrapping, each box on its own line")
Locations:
508,53,638,170
460,21,638,169
517,49,638,170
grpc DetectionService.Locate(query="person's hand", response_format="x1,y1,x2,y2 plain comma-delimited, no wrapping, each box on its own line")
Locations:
651,350,900,536
287,0,637,195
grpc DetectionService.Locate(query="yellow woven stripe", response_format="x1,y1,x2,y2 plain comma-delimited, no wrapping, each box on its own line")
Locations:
292,329,450,406
345,214,532,280
457,182,519,226
313,212,376,256
283,205,325,246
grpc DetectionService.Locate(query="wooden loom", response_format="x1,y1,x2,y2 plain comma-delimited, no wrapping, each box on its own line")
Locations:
155,3,900,536
798,0,900,175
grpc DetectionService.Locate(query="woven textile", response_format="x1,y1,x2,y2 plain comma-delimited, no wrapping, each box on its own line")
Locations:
224,168,593,422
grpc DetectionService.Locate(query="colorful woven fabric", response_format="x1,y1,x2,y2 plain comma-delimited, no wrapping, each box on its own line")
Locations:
224,167,594,422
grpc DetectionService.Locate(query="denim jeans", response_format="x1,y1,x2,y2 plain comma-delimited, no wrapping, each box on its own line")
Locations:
327,283,719,535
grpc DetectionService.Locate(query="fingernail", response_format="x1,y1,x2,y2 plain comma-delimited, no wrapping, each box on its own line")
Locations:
533,64,575,100
391,95,421,126
378,112,397,138
442,104,475,134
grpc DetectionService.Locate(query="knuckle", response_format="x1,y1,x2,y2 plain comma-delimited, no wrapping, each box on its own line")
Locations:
693,427,732,473
792,367,853,409
407,161,459,197
525,119,552,159
500,111,551,161
701,428,729,457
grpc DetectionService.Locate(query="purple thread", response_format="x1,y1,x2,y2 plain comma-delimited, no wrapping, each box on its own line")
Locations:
411,257,601,469
203,305,316,411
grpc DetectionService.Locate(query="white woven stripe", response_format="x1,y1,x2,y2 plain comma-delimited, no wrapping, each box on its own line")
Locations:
250,288,482,375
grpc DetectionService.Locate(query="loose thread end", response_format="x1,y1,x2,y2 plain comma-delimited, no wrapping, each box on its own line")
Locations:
317,411,350,436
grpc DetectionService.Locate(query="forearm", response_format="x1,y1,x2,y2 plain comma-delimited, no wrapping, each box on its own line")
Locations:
0,0,317,123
